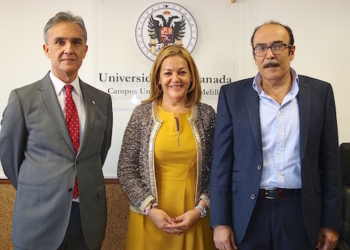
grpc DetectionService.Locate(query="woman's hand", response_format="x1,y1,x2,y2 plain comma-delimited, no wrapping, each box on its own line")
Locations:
147,208,183,235
168,208,201,232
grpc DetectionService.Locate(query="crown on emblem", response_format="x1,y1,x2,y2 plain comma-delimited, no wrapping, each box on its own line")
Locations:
163,10,171,15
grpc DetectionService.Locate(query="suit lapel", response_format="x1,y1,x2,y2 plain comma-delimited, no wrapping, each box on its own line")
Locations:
79,80,96,155
39,73,75,153
297,76,310,161
245,87,263,154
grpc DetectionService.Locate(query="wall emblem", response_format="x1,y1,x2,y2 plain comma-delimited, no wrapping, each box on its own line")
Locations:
135,2,198,61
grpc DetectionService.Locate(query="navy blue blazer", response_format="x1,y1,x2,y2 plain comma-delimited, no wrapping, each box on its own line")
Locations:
210,75,342,245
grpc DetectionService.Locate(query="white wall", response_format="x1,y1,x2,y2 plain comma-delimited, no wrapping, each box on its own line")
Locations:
0,0,349,178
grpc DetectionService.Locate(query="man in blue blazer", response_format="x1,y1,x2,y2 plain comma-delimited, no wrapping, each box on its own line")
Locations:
0,12,113,250
210,21,342,250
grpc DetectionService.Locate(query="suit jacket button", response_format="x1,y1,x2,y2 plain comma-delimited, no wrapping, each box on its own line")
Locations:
68,188,73,192
257,165,262,170
251,194,256,199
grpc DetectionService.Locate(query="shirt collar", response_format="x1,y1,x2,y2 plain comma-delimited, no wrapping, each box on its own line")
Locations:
49,71,81,96
252,67,299,96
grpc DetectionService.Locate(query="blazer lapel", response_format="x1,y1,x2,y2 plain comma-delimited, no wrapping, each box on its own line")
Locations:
298,77,310,161
39,73,75,153
245,87,263,154
79,80,96,154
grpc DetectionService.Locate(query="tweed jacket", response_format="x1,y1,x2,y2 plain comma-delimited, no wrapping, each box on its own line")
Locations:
118,101,215,214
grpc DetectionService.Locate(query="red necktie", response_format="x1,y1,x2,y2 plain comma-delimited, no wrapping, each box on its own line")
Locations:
65,85,80,199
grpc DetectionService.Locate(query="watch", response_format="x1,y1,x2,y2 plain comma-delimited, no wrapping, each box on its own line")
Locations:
194,205,207,218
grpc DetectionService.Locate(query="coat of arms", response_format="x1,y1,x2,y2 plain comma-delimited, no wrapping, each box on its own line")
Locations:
148,10,186,50
135,3,198,61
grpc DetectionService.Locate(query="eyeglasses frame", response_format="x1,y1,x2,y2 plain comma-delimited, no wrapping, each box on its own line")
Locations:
253,43,293,57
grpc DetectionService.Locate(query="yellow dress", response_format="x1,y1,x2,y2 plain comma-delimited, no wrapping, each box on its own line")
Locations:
125,106,215,250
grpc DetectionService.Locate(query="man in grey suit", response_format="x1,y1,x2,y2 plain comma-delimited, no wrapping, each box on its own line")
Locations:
210,21,342,250
0,11,113,250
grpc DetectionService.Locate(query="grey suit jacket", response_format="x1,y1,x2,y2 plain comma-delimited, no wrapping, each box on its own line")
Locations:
0,72,113,250
210,75,342,245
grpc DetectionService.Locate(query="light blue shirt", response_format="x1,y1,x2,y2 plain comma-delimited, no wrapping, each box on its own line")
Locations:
253,68,302,189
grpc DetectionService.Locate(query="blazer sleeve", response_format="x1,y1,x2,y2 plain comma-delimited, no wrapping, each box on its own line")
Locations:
210,86,234,227
0,90,27,189
100,95,113,166
319,84,342,229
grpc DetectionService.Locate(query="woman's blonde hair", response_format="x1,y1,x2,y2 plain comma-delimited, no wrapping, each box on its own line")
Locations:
142,45,202,107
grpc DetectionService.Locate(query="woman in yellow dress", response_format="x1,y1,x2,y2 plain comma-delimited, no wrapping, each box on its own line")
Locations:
118,45,216,249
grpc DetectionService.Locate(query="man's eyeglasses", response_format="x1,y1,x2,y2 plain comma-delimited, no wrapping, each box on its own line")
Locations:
253,43,292,57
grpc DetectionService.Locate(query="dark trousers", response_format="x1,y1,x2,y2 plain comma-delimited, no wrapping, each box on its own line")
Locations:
237,193,314,250
57,202,101,250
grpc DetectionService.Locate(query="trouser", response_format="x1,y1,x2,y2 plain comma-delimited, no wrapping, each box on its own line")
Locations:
238,191,314,250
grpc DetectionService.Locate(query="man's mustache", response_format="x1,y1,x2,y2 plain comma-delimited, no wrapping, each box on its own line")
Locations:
263,61,280,68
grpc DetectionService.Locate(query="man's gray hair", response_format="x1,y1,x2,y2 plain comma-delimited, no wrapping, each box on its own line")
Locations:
43,11,87,44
